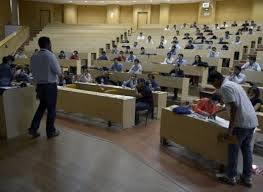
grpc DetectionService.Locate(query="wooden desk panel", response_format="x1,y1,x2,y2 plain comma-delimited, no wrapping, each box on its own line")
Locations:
0,87,37,140
74,82,167,119
57,87,136,128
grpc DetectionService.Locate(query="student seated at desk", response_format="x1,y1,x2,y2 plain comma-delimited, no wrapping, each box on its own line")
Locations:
232,36,242,45
147,74,160,91
128,59,142,74
193,94,222,117
137,32,145,40
208,47,220,58
210,35,217,40
175,54,187,65
115,51,126,62
196,33,206,41
224,31,231,40
122,36,129,43
124,46,130,54
241,56,261,71
163,52,175,64
126,51,137,62
256,26,261,32
218,37,229,44
97,51,109,61
95,71,114,85
135,78,154,124
140,47,146,55
221,45,229,51
213,23,220,30
111,58,123,72
247,28,254,35
160,35,167,45
79,69,92,83
58,50,66,59
192,55,208,67
70,50,79,60
63,71,73,84
0,56,13,87
15,48,28,59
111,45,119,54
172,24,177,31
122,74,137,89
247,86,262,112
185,40,195,49
164,25,170,31
235,29,243,35
231,21,238,27
169,45,177,56
227,66,246,84
133,42,138,48
15,67,31,83
145,35,154,44
182,33,191,40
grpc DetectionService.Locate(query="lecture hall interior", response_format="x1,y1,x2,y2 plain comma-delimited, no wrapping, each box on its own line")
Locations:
1,0,263,191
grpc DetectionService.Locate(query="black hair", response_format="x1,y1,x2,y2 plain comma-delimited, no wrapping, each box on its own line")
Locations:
248,86,260,99
208,71,224,83
38,36,51,49
134,58,140,63
2,56,8,64
195,55,202,62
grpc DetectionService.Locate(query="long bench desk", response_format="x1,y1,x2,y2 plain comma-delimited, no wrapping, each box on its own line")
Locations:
57,87,136,128
14,58,82,75
160,105,229,165
74,82,167,119
89,70,190,102
92,60,208,87
0,86,37,140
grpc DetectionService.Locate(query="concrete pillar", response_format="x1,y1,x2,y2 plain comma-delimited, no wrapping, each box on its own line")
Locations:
198,0,216,24
106,5,120,24
64,4,78,24
159,4,170,25
10,0,20,25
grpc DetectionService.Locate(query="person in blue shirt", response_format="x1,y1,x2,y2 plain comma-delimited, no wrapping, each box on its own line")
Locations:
97,51,108,60
111,58,123,72
135,78,154,125
147,74,160,91
0,56,13,87
126,51,137,62
122,74,137,89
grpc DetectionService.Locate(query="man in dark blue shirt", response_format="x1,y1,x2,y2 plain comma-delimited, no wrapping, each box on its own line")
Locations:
0,56,13,87
97,51,108,60
135,78,154,124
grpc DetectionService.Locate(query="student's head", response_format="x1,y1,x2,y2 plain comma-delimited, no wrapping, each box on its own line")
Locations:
60,50,65,54
212,47,217,52
233,65,242,75
147,35,152,40
173,36,178,41
249,28,253,33
2,56,8,64
139,32,143,36
248,86,260,99
178,54,184,60
215,23,218,27
161,35,165,40
251,20,255,24
101,51,106,55
131,74,137,80
222,45,229,50
194,55,202,63
141,47,145,52
129,51,134,55
249,56,256,64
236,36,241,41
134,59,140,65
38,36,51,51
120,51,124,55
223,21,226,25
257,26,261,31
210,94,222,104
188,40,193,45
73,50,78,55
176,30,180,35
208,71,224,89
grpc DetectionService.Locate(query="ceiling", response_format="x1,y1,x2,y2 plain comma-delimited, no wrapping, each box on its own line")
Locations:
25,0,208,5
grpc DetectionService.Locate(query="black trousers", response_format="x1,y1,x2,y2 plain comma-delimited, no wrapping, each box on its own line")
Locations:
30,83,57,135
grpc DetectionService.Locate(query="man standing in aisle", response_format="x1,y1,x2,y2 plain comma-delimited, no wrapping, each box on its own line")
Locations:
209,71,258,188
29,36,61,139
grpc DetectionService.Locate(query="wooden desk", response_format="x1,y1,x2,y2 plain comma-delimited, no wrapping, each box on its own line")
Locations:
160,105,229,164
89,70,190,102
14,58,82,75
0,86,37,140
57,87,136,128
74,82,167,119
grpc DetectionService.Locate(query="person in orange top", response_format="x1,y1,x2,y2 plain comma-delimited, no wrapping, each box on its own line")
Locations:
193,94,222,117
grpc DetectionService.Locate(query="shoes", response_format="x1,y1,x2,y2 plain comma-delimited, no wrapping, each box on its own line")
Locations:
28,128,40,138
47,130,60,139
239,176,253,188
216,173,237,186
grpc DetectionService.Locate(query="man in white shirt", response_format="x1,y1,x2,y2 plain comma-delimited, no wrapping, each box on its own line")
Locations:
15,49,28,59
137,32,145,40
227,66,246,84
163,52,175,64
128,59,143,74
29,36,61,139
209,71,258,187
208,47,220,58
232,36,242,45
241,56,261,71
160,35,167,45
145,35,154,44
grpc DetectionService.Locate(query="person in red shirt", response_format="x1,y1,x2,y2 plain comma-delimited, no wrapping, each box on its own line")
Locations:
193,94,222,117
70,50,80,60
115,51,126,62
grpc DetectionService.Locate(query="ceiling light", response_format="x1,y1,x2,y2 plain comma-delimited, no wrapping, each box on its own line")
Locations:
69,0,72,2
133,1,136,2
84,0,88,2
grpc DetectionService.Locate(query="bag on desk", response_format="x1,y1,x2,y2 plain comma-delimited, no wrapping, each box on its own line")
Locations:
172,106,192,115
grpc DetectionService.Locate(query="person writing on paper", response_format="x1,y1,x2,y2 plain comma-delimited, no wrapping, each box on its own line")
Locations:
241,56,261,71
193,94,221,117
209,71,258,187
247,86,262,112
163,52,175,64
122,74,137,89
111,58,123,72
0,56,13,87
128,59,142,74
79,69,92,83
227,66,246,84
